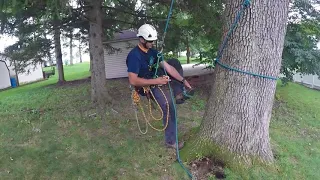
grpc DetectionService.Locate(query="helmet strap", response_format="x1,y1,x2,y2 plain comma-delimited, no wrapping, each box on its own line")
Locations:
140,38,148,49
142,42,147,49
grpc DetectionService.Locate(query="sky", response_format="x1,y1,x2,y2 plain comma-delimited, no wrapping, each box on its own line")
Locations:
0,35,18,53
0,33,90,63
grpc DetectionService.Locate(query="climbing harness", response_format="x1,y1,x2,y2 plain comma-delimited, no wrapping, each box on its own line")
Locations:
131,86,170,134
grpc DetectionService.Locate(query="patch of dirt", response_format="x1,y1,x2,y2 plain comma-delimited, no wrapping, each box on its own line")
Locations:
160,175,175,180
190,157,226,180
45,77,91,89
56,77,91,87
186,75,212,97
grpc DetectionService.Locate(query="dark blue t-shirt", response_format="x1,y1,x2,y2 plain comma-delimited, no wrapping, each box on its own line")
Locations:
126,46,163,79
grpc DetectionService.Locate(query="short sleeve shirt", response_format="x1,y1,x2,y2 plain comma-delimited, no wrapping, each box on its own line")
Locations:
126,45,162,79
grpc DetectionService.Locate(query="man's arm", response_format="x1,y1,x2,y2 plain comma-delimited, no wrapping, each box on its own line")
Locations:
128,72,169,87
160,61,192,88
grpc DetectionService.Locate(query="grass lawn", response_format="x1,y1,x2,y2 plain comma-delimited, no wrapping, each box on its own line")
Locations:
177,56,199,64
0,62,319,179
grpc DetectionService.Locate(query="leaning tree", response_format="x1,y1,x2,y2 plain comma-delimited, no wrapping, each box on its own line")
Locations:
196,0,291,163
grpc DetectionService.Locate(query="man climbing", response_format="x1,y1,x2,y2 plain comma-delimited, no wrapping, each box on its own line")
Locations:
126,24,194,150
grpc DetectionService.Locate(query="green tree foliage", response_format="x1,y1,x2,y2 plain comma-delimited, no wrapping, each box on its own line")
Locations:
135,0,222,62
4,37,51,74
281,0,320,83
0,0,70,81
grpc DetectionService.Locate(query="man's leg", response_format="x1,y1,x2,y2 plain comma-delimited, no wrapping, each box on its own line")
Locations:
166,59,184,97
151,86,184,149
166,58,194,104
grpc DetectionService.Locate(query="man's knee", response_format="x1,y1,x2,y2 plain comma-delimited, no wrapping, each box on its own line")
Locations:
167,58,182,71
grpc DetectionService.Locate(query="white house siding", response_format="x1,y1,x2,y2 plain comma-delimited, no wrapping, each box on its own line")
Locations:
182,63,214,77
293,73,320,89
0,54,43,86
0,61,11,89
17,63,43,84
104,39,139,79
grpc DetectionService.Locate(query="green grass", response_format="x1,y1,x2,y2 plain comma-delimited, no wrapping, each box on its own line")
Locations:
177,56,198,64
1,62,90,97
269,83,320,179
223,82,320,179
0,62,319,179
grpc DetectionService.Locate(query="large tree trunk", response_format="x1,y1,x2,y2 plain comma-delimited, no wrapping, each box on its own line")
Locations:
69,29,73,65
79,41,82,63
53,15,65,83
186,35,190,64
48,50,53,66
13,59,19,86
199,0,290,162
44,33,53,66
87,0,111,105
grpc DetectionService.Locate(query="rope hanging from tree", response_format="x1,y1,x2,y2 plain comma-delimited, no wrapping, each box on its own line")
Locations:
214,0,278,80
131,0,276,179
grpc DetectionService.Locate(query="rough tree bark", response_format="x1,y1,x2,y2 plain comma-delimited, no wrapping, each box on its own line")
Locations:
69,29,73,65
199,0,290,162
53,14,65,83
79,41,82,63
44,33,53,66
186,35,190,64
87,0,111,106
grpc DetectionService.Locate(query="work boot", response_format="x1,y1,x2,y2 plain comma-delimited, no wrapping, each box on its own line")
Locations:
175,87,195,104
183,87,195,100
166,141,185,150
175,93,185,104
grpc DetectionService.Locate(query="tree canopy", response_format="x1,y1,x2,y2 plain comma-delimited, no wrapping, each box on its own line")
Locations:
281,0,320,83
0,0,319,82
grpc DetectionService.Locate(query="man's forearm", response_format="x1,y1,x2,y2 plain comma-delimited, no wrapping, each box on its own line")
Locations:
130,77,157,87
161,61,184,82
166,66,184,82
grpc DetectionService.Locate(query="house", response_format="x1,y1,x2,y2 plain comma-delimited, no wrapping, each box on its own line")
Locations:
0,54,44,90
293,73,320,90
0,60,11,89
103,29,139,79
17,63,43,85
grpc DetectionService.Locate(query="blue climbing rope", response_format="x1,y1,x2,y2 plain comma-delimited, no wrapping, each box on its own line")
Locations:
156,0,194,179
215,0,277,80
164,0,174,35
159,0,175,53
158,53,194,179
156,0,277,178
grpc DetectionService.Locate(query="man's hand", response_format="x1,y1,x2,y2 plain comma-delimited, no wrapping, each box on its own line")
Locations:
183,80,192,89
160,61,193,89
155,76,170,85
129,72,168,86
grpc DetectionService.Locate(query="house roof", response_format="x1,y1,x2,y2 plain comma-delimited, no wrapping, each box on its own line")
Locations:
104,29,138,44
114,30,137,40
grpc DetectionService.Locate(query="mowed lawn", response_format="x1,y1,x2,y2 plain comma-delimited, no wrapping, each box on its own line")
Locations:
0,62,319,179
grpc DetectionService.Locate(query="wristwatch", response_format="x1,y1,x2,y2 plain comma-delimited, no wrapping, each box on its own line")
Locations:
181,78,185,84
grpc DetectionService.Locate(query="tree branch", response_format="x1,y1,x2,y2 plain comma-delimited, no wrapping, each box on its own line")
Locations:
102,6,169,20
116,0,135,11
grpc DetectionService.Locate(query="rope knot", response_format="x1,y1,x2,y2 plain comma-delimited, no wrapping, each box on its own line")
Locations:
243,0,251,7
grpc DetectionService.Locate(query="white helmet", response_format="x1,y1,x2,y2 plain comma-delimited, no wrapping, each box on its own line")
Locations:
137,24,158,41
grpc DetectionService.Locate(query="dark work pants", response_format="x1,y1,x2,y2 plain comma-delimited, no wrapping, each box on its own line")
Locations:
151,58,184,145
